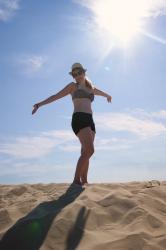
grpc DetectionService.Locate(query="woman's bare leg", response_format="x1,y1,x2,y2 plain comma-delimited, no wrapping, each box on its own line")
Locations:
73,155,90,185
80,131,95,184
73,127,95,185
80,152,89,184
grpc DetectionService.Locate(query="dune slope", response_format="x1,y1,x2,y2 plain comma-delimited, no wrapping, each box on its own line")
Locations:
0,181,166,250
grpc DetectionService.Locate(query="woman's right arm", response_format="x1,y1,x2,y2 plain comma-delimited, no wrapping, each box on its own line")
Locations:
32,82,74,115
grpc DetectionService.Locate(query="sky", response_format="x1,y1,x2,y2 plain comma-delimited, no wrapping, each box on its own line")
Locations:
0,0,166,184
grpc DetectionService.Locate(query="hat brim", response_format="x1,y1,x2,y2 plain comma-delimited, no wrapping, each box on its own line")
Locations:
69,68,87,75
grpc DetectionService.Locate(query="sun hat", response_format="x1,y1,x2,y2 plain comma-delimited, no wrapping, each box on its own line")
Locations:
69,63,87,75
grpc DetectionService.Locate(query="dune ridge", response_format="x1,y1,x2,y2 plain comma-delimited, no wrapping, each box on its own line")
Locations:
0,180,166,250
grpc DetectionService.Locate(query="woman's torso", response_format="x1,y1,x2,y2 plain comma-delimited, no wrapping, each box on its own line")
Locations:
70,82,94,114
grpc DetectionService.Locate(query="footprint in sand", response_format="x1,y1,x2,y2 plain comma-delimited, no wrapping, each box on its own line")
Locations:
145,180,161,188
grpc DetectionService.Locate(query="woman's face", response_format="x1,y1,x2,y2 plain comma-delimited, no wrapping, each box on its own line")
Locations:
72,69,85,81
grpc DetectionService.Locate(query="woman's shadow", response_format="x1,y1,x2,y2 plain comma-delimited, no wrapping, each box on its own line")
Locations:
0,184,90,250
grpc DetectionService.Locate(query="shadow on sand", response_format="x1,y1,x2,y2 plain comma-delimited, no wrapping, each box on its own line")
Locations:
0,183,90,250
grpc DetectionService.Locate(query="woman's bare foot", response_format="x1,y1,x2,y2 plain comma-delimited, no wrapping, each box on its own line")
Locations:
81,181,89,185
82,182,89,187
81,177,88,185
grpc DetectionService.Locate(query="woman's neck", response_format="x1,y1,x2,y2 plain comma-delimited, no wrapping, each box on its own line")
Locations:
77,79,86,85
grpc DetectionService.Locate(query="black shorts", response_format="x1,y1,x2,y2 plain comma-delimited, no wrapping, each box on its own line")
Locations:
71,112,96,135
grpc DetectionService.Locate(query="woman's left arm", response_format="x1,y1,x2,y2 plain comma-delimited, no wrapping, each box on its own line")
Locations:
93,87,112,103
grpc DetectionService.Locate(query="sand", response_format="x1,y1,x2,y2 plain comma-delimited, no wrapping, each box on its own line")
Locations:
0,180,166,250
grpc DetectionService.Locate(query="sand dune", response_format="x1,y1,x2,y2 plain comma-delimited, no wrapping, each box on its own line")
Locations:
0,180,166,250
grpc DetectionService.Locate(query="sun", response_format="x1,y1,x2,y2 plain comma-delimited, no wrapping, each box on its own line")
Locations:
86,0,148,47
76,0,166,63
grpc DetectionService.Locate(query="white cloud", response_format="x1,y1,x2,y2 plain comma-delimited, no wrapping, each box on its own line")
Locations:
58,145,80,152
0,0,20,22
16,55,47,74
0,136,56,159
151,110,166,119
0,161,72,177
94,109,166,139
0,130,75,159
124,108,166,120
94,137,135,151
0,109,166,160
145,0,166,17
41,130,74,140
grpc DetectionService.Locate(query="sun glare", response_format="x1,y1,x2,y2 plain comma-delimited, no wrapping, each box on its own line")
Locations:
89,0,149,46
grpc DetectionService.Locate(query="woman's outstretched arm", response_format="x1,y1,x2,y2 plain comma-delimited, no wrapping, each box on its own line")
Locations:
32,82,74,115
94,87,112,103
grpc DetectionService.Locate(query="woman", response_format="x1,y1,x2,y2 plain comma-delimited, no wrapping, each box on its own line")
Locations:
32,63,112,186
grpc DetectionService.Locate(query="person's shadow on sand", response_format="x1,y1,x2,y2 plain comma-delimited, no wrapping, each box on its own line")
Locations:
0,184,90,250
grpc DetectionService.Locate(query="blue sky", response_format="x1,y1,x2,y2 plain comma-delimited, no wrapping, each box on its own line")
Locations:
0,0,166,184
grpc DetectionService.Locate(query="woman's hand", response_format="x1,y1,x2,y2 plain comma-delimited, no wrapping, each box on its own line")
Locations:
107,95,112,103
32,104,39,115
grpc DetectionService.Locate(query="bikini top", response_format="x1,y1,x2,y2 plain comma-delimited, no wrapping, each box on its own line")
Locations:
71,83,94,102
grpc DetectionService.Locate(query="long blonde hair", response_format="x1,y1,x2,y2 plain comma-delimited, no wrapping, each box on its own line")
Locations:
85,76,95,90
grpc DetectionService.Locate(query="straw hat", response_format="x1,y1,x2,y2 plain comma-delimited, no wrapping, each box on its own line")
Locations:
69,63,87,75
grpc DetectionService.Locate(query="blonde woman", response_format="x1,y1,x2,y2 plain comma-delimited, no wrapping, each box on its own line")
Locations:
32,63,112,186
